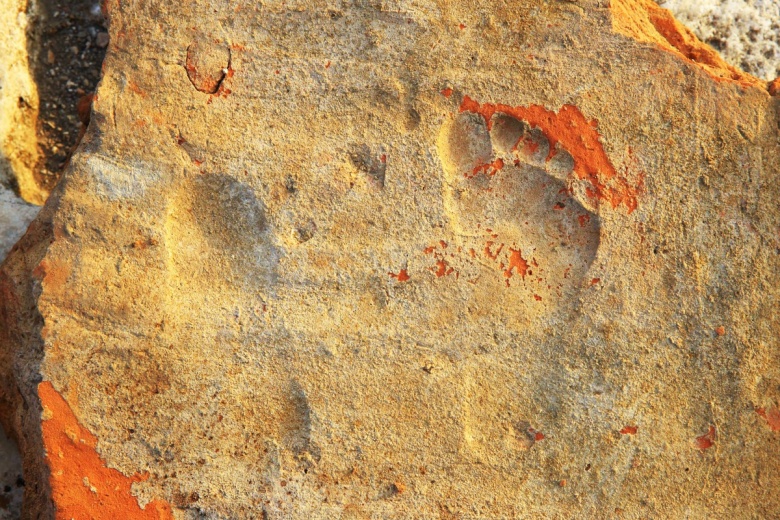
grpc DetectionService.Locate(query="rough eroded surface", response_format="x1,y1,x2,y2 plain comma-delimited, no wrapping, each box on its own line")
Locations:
1,0,780,518
658,0,780,81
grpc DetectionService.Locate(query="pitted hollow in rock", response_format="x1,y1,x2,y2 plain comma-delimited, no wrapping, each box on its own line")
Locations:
186,39,231,94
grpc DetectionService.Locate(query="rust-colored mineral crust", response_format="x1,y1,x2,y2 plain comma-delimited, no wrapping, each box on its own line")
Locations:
2,0,780,518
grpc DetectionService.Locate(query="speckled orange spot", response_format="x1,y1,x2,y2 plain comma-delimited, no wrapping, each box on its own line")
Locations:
756,406,780,431
484,241,504,261
441,87,453,98
504,248,528,279
715,326,725,336
434,259,450,277
620,425,638,435
389,269,410,282
460,97,641,213
127,80,147,98
695,425,716,451
468,158,504,178
38,381,173,520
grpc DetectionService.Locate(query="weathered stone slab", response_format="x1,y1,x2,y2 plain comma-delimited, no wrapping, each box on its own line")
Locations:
2,0,780,518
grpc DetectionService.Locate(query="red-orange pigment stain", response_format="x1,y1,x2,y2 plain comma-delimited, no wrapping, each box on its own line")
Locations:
715,326,726,336
38,381,173,520
756,406,780,431
590,278,600,286
441,87,453,98
468,158,504,178
439,240,448,249
533,294,542,301
433,259,451,277
460,96,641,213
620,425,638,435
695,425,716,451
388,269,410,282
517,135,540,154
504,248,529,279
458,23,466,30
769,78,780,96
484,241,504,261
423,246,436,255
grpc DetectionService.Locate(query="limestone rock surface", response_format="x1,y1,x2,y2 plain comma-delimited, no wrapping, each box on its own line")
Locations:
0,0,42,204
2,0,780,518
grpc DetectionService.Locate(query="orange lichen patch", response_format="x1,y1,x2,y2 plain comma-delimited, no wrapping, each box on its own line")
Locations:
504,248,528,279
620,425,638,435
38,382,173,520
388,269,410,282
460,97,640,213
695,425,716,451
611,0,765,90
715,326,726,336
756,406,780,432
441,87,453,98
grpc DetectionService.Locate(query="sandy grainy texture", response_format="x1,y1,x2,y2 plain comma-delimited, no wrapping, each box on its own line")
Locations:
657,0,780,81
0,0,44,204
1,0,780,518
